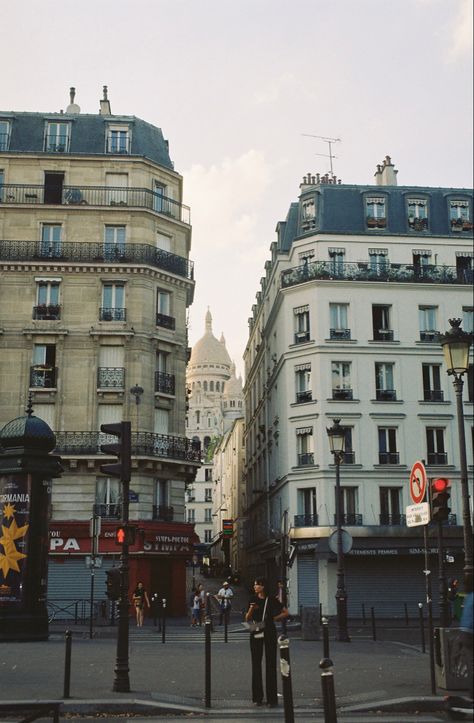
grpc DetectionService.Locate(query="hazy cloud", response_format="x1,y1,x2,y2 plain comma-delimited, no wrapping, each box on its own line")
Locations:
447,0,473,61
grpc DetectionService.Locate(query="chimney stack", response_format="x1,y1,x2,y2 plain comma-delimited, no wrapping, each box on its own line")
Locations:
99,85,112,116
66,86,80,114
375,155,398,186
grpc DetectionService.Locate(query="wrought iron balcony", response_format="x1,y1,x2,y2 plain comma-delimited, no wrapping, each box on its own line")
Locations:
342,451,355,464
294,330,310,344
378,452,400,465
419,330,439,342
330,328,351,340
296,390,312,403
97,367,125,389
294,513,319,527
93,503,121,519
379,513,406,526
54,430,201,462
155,371,175,395
332,388,353,401
373,329,394,341
334,513,363,525
0,240,193,280
0,183,191,225
376,389,397,401
408,216,428,231
423,389,444,402
427,452,448,465
153,505,174,522
281,260,467,288
30,365,57,389
99,307,126,322
297,452,314,466
33,304,61,320
156,313,176,330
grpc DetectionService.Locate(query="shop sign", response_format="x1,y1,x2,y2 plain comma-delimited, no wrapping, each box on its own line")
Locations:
143,533,192,554
347,546,440,556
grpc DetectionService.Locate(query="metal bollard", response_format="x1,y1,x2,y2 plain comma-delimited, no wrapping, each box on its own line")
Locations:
319,602,323,625
152,593,158,627
418,603,426,654
63,630,72,699
206,592,214,632
370,607,376,641
224,601,228,643
161,598,166,644
204,619,212,708
404,602,409,626
278,636,295,723
319,658,337,723
322,617,330,659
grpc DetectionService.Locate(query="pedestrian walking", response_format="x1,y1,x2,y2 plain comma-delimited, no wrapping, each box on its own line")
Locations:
244,577,289,707
132,581,150,627
197,583,206,625
216,580,233,624
191,589,201,627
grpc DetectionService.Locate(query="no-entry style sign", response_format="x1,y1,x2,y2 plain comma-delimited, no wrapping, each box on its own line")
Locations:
410,460,427,504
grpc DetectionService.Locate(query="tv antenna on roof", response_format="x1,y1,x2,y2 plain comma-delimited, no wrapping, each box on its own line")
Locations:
301,134,341,175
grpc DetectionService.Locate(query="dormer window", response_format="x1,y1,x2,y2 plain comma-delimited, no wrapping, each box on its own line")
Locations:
407,198,428,231
366,197,387,229
450,200,472,232
301,196,316,232
45,122,70,152
0,120,11,151
106,126,130,154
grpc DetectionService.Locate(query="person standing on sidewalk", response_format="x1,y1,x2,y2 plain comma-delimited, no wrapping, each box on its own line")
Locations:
245,577,288,707
216,580,233,624
132,582,150,627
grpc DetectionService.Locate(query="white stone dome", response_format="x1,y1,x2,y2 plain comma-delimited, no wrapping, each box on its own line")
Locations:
223,362,243,398
188,310,232,370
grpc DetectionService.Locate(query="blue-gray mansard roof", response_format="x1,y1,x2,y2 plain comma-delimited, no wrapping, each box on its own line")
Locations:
275,182,473,249
0,111,174,170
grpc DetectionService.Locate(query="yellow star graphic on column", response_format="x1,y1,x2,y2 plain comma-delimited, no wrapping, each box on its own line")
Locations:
0,517,29,579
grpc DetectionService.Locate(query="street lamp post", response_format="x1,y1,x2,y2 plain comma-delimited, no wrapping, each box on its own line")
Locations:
439,318,473,590
327,418,351,642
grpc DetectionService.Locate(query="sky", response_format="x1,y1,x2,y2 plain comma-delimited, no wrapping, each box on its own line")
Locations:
1,0,472,376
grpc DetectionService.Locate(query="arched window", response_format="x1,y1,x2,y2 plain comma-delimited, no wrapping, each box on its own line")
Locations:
204,436,211,453
203,381,208,391
210,381,214,391
216,381,220,391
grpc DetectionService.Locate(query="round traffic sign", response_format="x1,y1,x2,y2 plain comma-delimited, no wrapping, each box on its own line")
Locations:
328,529,353,555
410,461,427,504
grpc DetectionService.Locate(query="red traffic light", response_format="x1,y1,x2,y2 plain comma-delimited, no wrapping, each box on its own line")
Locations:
116,527,126,544
432,478,450,492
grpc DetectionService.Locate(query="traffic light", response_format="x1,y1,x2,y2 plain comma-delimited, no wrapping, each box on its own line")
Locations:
431,478,451,522
115,525,136,546
106,568,121,600
100,421,131,482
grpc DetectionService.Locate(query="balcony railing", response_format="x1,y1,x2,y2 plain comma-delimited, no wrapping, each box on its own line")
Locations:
332,388,353,401
342,451,356,464
408,217,428,231
93,503,121,519
373,329,394,341
334,513,363,525
294,330,310,344
54,431,201,462
155,371,175,395
99,307,126,322
379,513,406,526
420,330,439,342
423,389,444,402
427,452,448,465
376,389,397,401
296,390,312,403
33,304,61,320
281,260,468,288
297,452,314,466
294,513,319,527
30,365,57,388
156,313,176,330
97,367,125,389
152,505,174,522
0,183,191,225
330,328,351,340
378,452,400,465
0,240,194,281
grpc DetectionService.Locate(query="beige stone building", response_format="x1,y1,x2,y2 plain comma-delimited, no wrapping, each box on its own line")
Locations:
0,88,200,615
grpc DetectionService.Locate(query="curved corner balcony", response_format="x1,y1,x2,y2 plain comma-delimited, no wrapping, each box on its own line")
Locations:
0,240,194,280
0,183,190,225
55,431,201,463
281,261,472,288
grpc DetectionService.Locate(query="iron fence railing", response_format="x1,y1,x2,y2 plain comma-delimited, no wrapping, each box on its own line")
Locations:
97,367,125,388
330,328,351,340
423,389,444,402
379,513,407,525
294,513,319,527
30,365,57,388
32,304,61,320
0,239,193,280
152,505,174,521
54,430,201,462
154,371,176,395
378,452,400,465
156,312,176,330
93,503,121,519
99,307,126,322
296,390,312,403
334,513,363,525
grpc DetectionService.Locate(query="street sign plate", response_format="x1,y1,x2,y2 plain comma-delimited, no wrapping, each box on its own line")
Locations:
409,460,427,504
406,502,430,527
328,529,353,554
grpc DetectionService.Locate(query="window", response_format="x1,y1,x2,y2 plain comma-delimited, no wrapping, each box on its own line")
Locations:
426,428,447,465
30,344,56,388
205,487,212,501
196,411,200,425
298,249,315,264
412,250,432,274
422,364,443,402
0,120,11,151
205,469,212,482
375,362,396,401
468,365,474,403
301,197,316,231
450,200,472,232
331,361,352,400
95,477,121,518
296,427,314,466
407,198,428,230
204,508,212,523
456,254,473,283
187,509,195,523
294,305,310,344
204,529,213,543
336,487,361,525
106,126,130,154
463,307,473,333
156,290,175,329
369,248,389,274
156,479,168,507
34,280,60,320
40,224,62,257
380,487,403,525
329,248,345,275
154,408,169,435
366,197,387,228
101,283,125,321
44,172,64,204
295,364,312,403
106,172,128,205
341,427,355,464
153,182,166,213
156,232,171,252
418,306,438,342
45,122,70,152
329,303,350,340
296,487,317,525
372,304,393,341
0,170,3,202
98,346,125,388
104,226,126,260
378,427,399,464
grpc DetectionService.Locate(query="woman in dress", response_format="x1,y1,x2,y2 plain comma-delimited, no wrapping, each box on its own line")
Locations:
244,577,289,707
132,581,150,627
